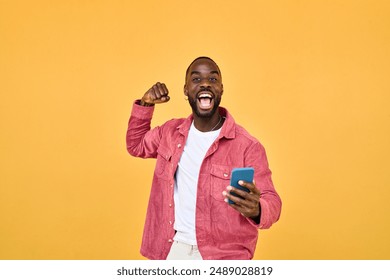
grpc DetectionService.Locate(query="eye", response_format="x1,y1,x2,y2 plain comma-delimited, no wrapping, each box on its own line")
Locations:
209,77,218,82
192,77,201,82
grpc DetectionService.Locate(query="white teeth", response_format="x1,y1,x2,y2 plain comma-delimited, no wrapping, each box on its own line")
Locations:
199,93,212,98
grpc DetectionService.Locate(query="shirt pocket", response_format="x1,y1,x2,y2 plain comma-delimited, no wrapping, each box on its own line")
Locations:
155,145,172,179
210,164,231,201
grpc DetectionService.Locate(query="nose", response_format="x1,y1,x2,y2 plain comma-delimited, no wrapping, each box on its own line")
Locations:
200,79,211,88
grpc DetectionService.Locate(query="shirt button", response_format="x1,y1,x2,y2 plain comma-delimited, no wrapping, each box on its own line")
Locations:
223,173,228,178
177,143,181,148
169,221,172,225
169,204,172,207
168,239,173,243
170,184,173,188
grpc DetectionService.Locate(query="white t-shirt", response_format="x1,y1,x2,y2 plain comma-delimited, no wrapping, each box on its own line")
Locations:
173,121,221,245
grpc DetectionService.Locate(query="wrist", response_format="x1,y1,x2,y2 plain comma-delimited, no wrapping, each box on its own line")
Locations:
140,99,154,107
250,203,261,224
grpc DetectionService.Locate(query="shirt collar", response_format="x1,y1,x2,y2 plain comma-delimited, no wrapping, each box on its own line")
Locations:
177,107,236,139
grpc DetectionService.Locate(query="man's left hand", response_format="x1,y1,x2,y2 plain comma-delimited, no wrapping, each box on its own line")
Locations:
222,180,261,219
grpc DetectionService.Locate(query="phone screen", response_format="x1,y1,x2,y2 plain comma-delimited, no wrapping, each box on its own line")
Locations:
228,167,254,204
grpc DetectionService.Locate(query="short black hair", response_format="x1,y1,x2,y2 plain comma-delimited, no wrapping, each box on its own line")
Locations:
185,56,221,82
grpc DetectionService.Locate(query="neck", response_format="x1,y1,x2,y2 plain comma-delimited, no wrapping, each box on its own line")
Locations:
193,112,223,132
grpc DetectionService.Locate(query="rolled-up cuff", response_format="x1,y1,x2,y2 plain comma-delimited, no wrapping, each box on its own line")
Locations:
131,99,155,120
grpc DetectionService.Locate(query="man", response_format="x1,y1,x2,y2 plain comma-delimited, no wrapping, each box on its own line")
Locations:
126,57,281,260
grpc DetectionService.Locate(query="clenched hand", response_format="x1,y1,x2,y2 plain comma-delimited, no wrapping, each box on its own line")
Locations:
141,82,170,106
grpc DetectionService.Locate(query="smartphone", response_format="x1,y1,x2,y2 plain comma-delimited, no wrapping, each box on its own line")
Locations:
228,167,255,204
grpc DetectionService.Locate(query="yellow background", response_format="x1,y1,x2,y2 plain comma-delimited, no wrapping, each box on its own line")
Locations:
1,0,389,259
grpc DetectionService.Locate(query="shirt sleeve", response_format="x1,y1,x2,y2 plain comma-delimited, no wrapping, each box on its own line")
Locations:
126,100,162,159
244,141,282,229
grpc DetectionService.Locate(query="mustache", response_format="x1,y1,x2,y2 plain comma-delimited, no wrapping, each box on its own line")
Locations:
197,88,214,95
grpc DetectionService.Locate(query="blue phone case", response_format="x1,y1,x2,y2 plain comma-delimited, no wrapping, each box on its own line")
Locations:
228,167,254,204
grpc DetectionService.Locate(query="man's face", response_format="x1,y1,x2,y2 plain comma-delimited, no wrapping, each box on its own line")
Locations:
184,58,223,118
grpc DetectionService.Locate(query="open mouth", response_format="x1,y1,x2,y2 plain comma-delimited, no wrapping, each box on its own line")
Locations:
197,92,213,110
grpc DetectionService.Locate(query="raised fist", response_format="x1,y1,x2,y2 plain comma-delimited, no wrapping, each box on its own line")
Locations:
140,82,170,106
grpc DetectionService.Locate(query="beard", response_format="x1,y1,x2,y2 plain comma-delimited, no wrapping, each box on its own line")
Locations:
188,95,221,119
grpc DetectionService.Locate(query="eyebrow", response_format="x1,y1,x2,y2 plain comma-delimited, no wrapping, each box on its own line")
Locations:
190,70,220,76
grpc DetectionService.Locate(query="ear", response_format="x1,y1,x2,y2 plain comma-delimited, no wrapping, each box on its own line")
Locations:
221,83,224,95
183,84,188,96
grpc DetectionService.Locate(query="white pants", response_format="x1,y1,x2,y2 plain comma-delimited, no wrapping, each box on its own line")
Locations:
166,240,203,260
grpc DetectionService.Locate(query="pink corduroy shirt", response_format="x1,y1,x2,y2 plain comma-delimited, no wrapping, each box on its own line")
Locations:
126,101,281,259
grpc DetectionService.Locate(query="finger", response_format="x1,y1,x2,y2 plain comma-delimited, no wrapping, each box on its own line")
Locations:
223,190,258,217
156,82,165,97
226,198,253,218
224,189,252,209
227,186,260,214
152,85,162,99
227,184,259,201
223,191,240,204
227,200,243,213
222,189,243,205
156,83,170,103
238,180,261,195
154,95,170,104
161,95,170,102
153,92,170,103
228,187,257,203
161,83,169,96
156,82,168,97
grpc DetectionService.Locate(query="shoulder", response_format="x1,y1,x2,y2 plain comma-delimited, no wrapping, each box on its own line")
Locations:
234,123,259,143
233,123,265,150
224,110,266,155
220,107,259,143
161,118,186,128
223,107,262,147
158,117,187,135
